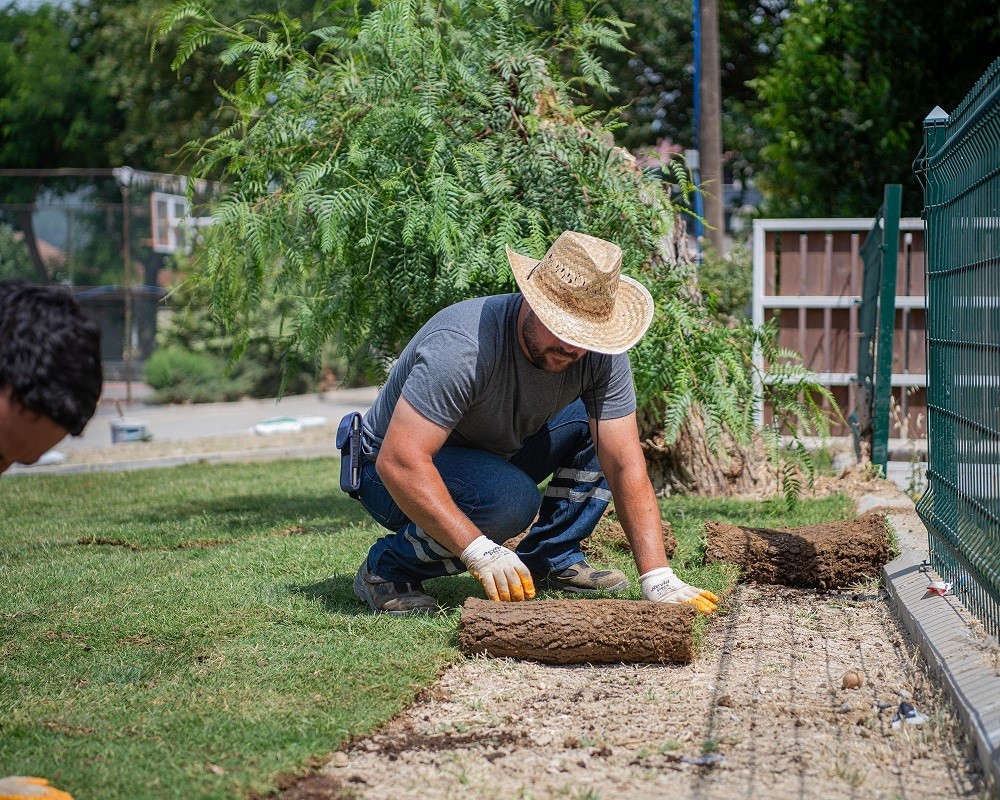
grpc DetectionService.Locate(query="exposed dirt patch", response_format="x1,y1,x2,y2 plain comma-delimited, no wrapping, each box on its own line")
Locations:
276,775,349,800
76,536,144,550
704,513,892,588
290,584,984,800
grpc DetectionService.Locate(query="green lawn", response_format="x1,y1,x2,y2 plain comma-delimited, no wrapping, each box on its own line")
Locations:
1,460,853,799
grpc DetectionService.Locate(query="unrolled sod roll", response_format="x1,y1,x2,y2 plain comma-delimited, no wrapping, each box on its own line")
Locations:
703,512,891,589
458,597,696,665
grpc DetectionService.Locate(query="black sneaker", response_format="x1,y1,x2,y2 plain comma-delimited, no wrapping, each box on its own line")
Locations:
536,560,629,594
353,561,438,615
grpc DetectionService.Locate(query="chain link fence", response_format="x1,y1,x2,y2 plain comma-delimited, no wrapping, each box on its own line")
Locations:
0,168,216,387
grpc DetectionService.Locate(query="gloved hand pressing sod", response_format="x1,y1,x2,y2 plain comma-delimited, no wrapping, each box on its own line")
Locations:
460,535,536,602
640,566,718,613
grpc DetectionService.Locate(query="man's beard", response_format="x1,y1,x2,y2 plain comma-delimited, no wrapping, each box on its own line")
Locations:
522,310,583,372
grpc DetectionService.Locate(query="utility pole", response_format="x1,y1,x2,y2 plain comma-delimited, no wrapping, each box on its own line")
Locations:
113,166,135,404
698,0,725,254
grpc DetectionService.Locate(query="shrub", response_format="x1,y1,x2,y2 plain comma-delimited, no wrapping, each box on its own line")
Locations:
144,347,255,404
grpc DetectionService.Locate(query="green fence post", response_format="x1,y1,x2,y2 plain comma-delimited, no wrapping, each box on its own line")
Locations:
871,184,902,473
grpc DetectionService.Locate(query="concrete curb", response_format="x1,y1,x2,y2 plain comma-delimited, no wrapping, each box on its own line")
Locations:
866,487,1000,797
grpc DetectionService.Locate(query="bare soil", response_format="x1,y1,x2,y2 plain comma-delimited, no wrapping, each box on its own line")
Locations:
290,582,985,800
273,472,987,800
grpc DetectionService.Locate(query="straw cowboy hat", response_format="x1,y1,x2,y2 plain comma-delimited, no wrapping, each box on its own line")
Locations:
505,231,655,355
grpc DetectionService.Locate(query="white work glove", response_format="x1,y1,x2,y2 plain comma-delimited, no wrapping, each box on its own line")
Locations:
640,566,718,614
460,535,536,602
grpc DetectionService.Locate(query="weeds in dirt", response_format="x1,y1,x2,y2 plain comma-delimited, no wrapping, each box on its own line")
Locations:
831,757,868,789
889,390,927,501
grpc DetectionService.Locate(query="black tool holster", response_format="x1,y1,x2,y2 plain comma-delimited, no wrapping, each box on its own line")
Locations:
336,412,363,499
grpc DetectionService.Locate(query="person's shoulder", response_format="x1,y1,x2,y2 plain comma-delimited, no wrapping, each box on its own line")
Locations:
424,294,516,337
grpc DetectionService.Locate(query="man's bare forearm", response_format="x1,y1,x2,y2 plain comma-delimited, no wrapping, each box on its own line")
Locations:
607,465,669,575
375,451,482,557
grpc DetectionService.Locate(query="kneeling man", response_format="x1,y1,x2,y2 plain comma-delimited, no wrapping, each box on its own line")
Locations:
350,231,717,615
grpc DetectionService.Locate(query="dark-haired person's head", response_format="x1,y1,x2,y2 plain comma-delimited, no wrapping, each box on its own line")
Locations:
0,281,102,473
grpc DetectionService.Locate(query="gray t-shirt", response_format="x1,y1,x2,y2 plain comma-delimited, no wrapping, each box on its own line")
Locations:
363,294,637,460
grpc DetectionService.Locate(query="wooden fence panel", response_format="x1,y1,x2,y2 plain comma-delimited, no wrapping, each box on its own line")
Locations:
752,219,927,448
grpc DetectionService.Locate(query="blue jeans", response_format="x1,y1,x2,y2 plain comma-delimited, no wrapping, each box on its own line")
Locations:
357,399,612,583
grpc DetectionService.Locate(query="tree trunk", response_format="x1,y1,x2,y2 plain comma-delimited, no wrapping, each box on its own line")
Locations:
638,406,773,497
458,597,695,665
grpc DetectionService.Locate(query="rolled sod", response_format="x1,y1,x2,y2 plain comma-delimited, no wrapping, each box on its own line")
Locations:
458,597,696,665
703,512,892,588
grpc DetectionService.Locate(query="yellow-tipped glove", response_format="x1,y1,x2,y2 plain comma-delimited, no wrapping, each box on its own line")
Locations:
640,566,718,614
0,776,74,800
460,535,536,602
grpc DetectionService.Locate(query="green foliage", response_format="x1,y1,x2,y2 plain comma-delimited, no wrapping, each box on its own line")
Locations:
74,0,317,171
162,0,679,375
0,223,35,281
590,0,787,158
697,242,751,321
0,4,114,171
143,346,259,403
152,258,316,401
750,0,1000,217
0,4,118,280
749,0,909,217
163,0,834,494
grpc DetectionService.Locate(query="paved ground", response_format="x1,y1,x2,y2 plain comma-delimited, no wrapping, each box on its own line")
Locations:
63,384,379,451
8,385,378,475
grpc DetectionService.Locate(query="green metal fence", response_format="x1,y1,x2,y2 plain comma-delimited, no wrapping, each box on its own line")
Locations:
916,57,1000,638
851,184,902,474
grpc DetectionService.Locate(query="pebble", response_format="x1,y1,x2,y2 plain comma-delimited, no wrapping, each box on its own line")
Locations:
534,733,553,746
717,695,735,708
838,702,853,714
842,670,864,690
898,689,913,700
331,753,349,768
